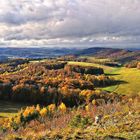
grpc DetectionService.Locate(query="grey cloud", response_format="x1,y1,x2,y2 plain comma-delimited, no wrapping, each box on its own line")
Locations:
0,0,140,47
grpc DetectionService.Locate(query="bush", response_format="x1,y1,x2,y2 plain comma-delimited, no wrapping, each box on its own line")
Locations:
69,114,92,128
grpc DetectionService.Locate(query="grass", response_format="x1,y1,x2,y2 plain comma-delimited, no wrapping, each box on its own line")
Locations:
0,101,28,118
109,67,140,95
80,56,111,63
30,59,49,63
68,61,116,72
68,61,140,95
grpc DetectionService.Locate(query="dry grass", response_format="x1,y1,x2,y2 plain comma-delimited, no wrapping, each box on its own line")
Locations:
0,97,140,140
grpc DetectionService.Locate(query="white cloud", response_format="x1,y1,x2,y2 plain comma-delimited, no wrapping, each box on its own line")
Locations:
0,0,140,47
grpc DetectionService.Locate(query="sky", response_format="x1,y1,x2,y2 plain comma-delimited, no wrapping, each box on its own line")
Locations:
0,0,140,48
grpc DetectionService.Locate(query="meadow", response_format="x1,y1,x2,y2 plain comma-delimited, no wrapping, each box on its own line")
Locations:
68,61,140,95
103,67,140,95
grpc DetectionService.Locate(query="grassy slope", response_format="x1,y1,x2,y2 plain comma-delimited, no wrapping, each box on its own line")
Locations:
108,68,140,95
68,61,116,72
68,61,140,95
80,56,110,63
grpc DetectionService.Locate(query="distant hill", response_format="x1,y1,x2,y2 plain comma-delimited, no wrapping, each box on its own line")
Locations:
0,47,75,61
76,47,140,63
0,47,140,63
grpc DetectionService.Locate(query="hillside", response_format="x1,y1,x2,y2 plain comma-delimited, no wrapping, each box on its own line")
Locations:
76,47,140,63
103,67,140,95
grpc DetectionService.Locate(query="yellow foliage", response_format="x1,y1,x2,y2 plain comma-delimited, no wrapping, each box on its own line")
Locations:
40,108,47,117
23,110,29,118
80,90,95,99
7,122,11,128
95,89,101,94
48,104,56,112
15,115,21,124
36,104,41,112
92,100,96,105
23,106,36,117
58,102,67,113
103,115,110,120
85,105,89,112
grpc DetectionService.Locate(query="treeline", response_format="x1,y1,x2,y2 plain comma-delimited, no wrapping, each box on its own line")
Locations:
0,82,120,107
0,61,118,106
65,65,104,75
0,59,29,74
43,61,67,70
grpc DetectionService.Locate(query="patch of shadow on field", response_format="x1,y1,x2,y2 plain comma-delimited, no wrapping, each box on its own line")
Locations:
115,80,128,85
0,108,18,113
0,101,27,114
99,80,128,88
0,116,6,118
105,73,120,76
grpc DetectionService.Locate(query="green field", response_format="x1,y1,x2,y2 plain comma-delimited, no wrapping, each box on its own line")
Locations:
68,61,140,95
104,67,140,95
0,101,28,118
80,56,111,63
68,61,116,73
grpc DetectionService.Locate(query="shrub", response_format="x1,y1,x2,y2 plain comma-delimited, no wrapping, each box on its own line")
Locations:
69,114,92,128
48,104,56,113
58,102,67,113
40,107,48,117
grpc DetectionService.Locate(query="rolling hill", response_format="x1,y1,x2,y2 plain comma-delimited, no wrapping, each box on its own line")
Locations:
76,47,140,63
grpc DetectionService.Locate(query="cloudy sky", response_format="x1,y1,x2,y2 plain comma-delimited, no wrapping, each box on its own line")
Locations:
0,0,140,48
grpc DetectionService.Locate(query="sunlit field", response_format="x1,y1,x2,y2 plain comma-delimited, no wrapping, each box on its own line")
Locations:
68,61,140,95
110,68,140,95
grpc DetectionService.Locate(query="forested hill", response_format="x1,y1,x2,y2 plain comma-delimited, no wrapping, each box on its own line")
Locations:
76,47,140,63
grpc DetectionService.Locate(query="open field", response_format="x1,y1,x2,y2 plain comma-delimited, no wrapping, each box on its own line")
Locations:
80,56,111,63
106,67,140,95
68,61,116,73
68,61,140,95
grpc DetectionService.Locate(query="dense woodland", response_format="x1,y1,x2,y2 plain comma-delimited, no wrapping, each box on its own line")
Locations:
0,60,120,107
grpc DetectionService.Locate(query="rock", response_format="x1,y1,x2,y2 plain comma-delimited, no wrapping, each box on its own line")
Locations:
94,115,103,124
